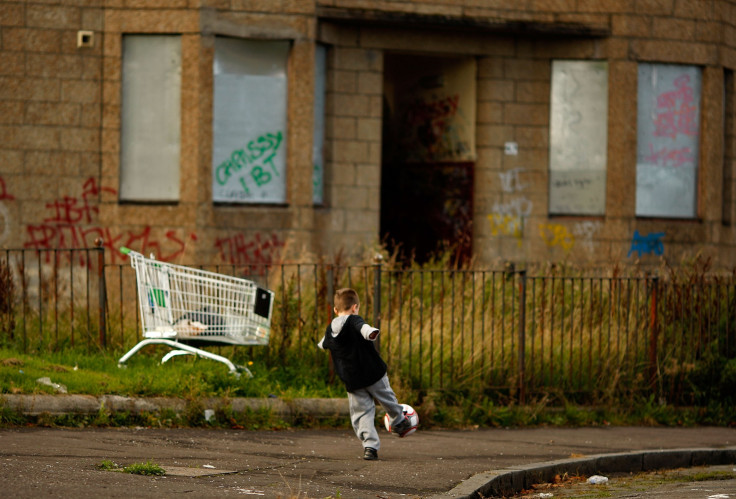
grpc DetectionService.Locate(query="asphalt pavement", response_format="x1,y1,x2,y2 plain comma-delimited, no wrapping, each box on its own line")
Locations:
1,425,735,498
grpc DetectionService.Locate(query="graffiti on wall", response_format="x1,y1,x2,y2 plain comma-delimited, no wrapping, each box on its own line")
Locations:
401,94,471,162
572,221,602,253
23,177,197,265
643,74,699,170
539,223,575,252
0,177,15,247
487,169,531,247
489,165,606,254
644,144,695,168
214,131,283,198
214,232,285,272
653,74,698,140
628,230,665,258
487,214,523,245
498,168,527,193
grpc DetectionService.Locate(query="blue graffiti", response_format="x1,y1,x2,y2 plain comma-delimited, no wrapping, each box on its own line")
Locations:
628,230,665,258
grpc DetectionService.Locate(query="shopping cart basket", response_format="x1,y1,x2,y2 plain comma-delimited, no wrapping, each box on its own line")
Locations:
117,247,274,377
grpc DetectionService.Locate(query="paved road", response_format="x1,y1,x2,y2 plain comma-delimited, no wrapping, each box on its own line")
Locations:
1,426,735,498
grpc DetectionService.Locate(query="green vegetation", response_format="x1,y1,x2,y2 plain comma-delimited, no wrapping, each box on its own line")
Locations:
1,346,735,429
96,459,166,476
0,347,342,399
123,460,166,476
1,250,734,429
666,470,736,482
96,459,119,471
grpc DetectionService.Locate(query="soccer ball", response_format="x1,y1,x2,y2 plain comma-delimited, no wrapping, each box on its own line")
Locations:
383,403,418,437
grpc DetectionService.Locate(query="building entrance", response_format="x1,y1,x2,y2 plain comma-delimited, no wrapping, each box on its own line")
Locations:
380,54,477,264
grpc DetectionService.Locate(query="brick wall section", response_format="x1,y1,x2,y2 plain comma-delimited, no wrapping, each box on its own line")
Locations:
317,37,383,257
1,0,736,268
0,1,104,254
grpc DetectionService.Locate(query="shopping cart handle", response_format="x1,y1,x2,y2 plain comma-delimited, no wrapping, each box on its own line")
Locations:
120,247,132,255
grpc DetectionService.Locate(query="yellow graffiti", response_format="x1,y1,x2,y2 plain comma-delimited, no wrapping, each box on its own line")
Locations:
488,214,523,246
539,223,575,251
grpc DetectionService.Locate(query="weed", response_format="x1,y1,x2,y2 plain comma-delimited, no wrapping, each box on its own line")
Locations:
96,459,120,471
666,470,736,482
123,460,165,476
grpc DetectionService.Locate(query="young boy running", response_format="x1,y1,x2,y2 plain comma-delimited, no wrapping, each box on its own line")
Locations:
318,288,412,460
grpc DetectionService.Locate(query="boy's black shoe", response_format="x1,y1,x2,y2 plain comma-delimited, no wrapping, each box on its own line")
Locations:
391,417,412,437
363,447,378,460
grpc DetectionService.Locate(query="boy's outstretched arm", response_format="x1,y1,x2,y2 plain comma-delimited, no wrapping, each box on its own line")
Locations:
360,323,379,340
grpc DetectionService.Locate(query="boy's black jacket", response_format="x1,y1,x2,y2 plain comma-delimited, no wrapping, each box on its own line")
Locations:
321,314,387,392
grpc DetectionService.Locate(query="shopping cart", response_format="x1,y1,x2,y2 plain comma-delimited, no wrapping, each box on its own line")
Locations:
117,247,274,377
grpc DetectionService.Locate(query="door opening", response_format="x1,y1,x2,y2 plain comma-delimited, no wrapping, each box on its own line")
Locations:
380,54,477,264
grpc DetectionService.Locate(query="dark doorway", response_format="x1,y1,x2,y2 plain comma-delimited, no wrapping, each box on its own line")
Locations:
380,54,477,264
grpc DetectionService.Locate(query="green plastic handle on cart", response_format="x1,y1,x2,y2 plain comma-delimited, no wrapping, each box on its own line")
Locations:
120,247,131,255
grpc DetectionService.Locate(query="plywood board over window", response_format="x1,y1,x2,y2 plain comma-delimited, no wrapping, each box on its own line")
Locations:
636,64,701,219
120,35,182,202
548,60,609,216
212,38,290,204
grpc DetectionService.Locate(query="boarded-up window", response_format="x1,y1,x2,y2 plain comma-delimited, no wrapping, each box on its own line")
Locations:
212,38,289,204
313,44,326,205
636,64,701,218
549,60,608,215
120,35,182,202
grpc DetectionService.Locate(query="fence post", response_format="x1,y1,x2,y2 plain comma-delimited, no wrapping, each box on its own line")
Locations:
95,239,107,349
326,265,335,382
373,255,382,352
648,276,659,387
518,270,527,404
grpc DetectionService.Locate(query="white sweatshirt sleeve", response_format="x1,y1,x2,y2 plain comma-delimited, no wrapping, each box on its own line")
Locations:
360,324,380,341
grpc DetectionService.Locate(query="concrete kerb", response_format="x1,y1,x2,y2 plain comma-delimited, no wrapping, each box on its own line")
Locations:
0,394,349,421
428,447,736,498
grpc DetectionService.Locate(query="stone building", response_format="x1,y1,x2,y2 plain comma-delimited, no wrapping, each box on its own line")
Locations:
1,0,735,268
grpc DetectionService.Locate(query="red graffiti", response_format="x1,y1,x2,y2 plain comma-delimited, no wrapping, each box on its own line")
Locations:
644,144,695,168
23,177,197,266
653,75,698,139
0,177,14,201
214,232,285,271
122,228,196,263
401,94,468,161
405,95,460,127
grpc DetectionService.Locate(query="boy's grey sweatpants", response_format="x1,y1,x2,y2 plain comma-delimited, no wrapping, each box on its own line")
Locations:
347,374,405,451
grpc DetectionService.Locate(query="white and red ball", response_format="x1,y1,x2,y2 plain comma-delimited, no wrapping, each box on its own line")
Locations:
383,403,418,437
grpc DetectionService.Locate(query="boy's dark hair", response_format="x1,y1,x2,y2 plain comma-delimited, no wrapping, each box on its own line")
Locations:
334,288,360,312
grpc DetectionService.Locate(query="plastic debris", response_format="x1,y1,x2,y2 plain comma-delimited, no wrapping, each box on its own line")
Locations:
537,493,554,498
587,475,608,484
36,377,67,393
204,409,215,422
202,464,215,469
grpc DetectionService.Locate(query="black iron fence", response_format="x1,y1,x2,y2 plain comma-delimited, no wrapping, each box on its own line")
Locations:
1,247,734,403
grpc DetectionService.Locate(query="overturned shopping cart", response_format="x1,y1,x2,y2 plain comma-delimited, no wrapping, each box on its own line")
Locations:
118,247,274,377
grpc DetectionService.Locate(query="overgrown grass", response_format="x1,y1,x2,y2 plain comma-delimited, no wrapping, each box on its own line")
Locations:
1,346,735,429
1,251,735,429
0,347,343,399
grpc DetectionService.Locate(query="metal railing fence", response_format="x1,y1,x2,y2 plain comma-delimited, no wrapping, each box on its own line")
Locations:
1,247,734,403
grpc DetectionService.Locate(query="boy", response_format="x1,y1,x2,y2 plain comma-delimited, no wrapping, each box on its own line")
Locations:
318,288,412,460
